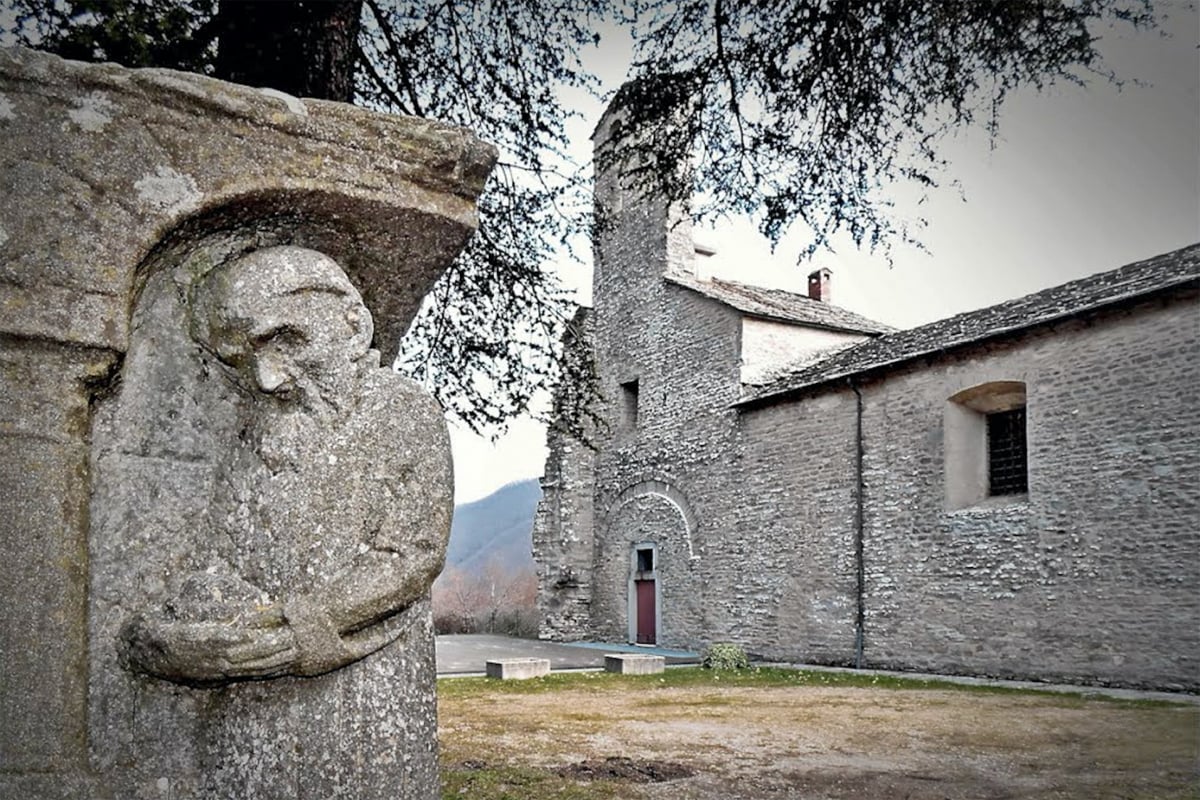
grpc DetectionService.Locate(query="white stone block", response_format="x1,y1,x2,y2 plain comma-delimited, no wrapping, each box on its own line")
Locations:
604,654,665,675
485,658,551,679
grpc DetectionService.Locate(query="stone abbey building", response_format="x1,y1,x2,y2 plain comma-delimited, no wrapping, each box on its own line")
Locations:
532,94,1200,691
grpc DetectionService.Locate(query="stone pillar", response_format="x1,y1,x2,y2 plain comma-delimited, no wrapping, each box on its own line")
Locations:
0,343,116,799
0,47,494,799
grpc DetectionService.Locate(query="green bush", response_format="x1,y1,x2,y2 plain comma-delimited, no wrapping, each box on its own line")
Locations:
701,643,750,671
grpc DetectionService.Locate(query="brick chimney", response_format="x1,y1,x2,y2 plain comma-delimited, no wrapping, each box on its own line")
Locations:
807,268,832,303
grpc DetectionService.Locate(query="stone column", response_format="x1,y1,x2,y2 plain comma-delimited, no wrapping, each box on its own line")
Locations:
0,47,493,799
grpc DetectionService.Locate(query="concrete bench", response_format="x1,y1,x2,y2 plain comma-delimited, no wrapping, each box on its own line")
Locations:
485,658,551,680
604,654,665,675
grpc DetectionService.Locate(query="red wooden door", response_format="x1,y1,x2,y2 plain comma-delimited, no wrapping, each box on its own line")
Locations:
635,579,656,644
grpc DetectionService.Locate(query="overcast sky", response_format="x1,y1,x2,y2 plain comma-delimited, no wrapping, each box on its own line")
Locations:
449,5,1199,505
3,6,1191,503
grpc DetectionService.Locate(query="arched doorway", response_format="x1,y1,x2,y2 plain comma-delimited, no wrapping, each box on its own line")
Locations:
601,480,699,647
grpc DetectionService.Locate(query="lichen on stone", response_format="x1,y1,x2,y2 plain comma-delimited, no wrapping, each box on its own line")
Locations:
134,165,201,216
67,90,115,132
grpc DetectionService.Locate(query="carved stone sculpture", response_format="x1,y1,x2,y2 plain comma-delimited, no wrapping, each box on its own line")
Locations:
0,47,494,800
119,246,451,686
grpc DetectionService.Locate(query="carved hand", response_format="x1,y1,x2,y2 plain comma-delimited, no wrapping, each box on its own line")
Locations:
120,607,299,686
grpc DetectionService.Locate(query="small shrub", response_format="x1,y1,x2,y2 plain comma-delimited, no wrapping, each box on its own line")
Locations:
701,643,749,671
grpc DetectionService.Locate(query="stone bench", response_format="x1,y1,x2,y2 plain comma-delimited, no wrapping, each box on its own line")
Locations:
604,654,665,675
485,658,551,680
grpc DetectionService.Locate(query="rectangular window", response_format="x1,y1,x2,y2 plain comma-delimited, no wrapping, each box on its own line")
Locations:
620,379,639,429
987,407,1027,496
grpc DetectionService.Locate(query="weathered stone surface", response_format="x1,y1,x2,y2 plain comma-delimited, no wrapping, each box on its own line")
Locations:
114,246,449,686
0,46,492,358
0,47,494,799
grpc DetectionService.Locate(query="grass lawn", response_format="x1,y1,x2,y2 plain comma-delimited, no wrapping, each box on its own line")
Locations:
437,667,1199,800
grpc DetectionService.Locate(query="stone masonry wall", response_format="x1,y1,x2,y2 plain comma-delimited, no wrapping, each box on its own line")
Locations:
857,291,1199,689
588,282,745,647
735,289,1199,689
580,102,746,648
555,84,1199,690
727,390,861,663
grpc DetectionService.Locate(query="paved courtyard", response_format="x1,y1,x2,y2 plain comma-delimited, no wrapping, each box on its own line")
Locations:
435,634,699,675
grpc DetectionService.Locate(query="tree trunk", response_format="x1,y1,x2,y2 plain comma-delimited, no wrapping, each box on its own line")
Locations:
215,0,361,102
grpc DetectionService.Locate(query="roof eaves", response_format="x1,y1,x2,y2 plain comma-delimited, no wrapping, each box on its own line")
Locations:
735,270,1199,411
713,279,896,334
665,274,891,335
736,309,891,337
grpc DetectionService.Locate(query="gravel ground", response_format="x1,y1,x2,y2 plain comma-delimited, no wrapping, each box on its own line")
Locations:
438,677,1199,799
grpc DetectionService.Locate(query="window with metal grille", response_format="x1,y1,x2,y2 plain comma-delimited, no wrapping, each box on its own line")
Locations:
986,407,1027,495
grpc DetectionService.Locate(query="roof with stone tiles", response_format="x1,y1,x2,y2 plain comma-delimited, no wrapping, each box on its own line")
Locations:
665,271,895,335
737,243,1200,408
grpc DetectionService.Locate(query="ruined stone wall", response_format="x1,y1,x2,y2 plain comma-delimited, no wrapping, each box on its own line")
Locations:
735,290,1199,689
533,309,597,641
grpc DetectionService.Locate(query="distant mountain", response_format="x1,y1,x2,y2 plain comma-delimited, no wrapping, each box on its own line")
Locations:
445,478,541,576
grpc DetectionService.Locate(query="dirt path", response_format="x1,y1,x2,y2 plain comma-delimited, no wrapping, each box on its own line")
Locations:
439,678,1199,799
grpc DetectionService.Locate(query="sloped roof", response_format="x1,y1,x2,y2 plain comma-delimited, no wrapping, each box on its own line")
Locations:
738,243,1200,408
666,272,894,335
